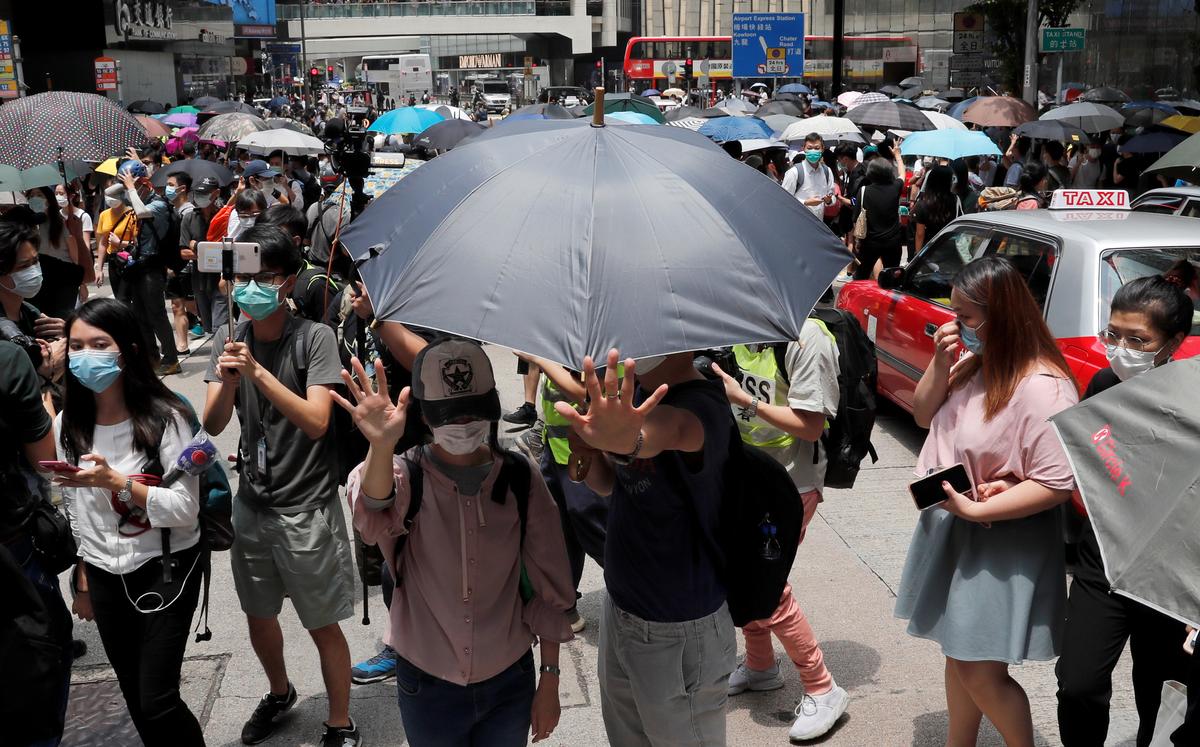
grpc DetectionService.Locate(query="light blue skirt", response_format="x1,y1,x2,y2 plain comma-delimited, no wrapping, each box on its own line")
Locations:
894,507,1066,664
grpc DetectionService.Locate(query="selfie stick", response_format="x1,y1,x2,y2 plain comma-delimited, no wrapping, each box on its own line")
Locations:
222,237,235,343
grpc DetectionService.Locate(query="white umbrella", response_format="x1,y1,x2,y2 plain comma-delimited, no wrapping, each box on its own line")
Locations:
837,91,864,108
922,111,969,131
1040,102,1125,133
416,104,474,122
238,128,326,156
737,138,787,153
780,116,862,142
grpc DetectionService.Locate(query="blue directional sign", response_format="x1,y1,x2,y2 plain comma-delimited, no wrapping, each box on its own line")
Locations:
732,13,806,79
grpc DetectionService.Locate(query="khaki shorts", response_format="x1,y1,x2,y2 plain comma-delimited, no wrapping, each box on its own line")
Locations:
230,498,355,630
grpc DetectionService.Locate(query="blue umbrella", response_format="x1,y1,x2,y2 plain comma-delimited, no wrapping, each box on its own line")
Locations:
946,96,979,121
1120,131,1187,154
698,116,774,142
779,83,811,95
899,129,1001,160
1123,100,1179,114
641,88,661,97
809,99,832,110
607,111,661,125
267,96,289,111
367,107,446,135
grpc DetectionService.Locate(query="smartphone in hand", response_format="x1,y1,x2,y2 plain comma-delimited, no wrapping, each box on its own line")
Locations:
909,463,972,511
38,460,81,474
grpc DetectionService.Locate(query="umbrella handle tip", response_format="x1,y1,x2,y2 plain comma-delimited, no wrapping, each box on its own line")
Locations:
593,88,606,127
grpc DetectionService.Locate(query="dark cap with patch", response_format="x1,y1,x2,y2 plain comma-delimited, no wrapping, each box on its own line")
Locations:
411,338,501,427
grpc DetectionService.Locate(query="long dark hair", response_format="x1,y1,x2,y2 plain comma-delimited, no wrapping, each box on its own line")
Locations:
949,256,1072,420
60,298,189,462
916,165,957,228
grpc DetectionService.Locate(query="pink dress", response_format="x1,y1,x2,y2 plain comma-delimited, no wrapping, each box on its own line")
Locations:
894,364,1078,664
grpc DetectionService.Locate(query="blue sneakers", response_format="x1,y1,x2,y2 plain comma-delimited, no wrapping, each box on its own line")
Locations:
351,645,398,685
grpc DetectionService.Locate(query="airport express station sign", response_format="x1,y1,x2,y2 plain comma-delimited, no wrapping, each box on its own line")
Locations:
732,13,805,78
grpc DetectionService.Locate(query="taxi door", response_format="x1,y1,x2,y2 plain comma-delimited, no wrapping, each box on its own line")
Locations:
871,225,994,411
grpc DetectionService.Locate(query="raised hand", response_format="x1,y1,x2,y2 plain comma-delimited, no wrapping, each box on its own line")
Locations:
554,348,667,455
331,356,410,447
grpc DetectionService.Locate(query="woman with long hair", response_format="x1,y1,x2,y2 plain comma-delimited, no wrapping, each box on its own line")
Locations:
911,165,959,255
896,256,1079,747
1056,276,1195,746
951,159,978,216
1015,162,1049,210
26,186,87,318
54,297,205,747
851,156,905,280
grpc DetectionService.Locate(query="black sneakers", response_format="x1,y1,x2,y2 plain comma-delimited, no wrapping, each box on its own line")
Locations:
502,402,537,425
321,719,362,747
241,683,298,745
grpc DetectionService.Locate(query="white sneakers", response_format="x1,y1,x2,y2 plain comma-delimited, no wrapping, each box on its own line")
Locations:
727,659,785,695
788,683,849,742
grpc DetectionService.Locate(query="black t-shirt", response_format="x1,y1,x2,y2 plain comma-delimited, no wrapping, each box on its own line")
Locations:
604,379,733,623
1074,367,1121,585
1115,157,1142,195
0,340,52,537
860,178,903,245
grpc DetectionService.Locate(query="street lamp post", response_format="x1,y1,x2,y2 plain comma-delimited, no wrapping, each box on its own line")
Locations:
1021,0,1038,107
298,0,309,99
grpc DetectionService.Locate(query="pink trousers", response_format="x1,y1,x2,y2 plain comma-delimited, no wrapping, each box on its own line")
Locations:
741,490,833,695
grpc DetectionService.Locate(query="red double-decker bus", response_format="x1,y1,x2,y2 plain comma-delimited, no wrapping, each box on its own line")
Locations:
622,34,919,89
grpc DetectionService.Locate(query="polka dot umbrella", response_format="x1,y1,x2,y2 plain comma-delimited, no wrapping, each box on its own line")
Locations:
0,90,149,170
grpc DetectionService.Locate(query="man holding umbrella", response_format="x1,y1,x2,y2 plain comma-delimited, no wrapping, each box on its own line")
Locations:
557,349,737,746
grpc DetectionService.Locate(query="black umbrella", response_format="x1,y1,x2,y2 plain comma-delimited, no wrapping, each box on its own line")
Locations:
899,85,924,100
150,158,236,188
1014,119,1089,143
265,118,315,135
772,92,805,103
900,76,924,88
846,100,934,131
940,88,966,102
0,91,148,170
879,84,904,97
699,107,733,118
756,100,804,117
205,100,259,115
128,100,165,115
1079,86,1131,105
506,103,575,121
337,118,849,367
665,105,711,122
412,118,486,150
192,96,221,109
1125,107,1174,128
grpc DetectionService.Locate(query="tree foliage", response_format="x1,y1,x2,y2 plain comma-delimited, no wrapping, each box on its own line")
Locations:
965,0,1083,90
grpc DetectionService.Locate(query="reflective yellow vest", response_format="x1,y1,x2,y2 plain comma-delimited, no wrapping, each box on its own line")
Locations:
731,344,796,449
541,378,573,466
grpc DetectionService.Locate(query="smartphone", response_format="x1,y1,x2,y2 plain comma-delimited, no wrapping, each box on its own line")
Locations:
195,241,262,275
909,463,972,511
38,460,80,474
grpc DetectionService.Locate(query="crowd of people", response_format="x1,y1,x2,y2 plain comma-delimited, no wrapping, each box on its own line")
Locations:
2,83,1199,747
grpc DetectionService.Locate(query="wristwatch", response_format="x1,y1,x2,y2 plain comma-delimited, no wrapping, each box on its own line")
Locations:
539,664,561,677
117,478,134,505
738,396,760,422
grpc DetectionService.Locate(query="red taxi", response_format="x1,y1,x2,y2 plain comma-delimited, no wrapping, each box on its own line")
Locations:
836,190,1200,412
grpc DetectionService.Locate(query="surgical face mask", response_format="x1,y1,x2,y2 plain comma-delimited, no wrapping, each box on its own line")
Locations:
1105,345,1162,381
69,349,123,394
55,194,69,208
1110,132,1121,143
236,215,256,235
164,186,178,201
638,355,666,373
194,194,213,209
26,195,47,214
804,150,823,164
958,320,986,355
1088,148,1101,159
232,280,282,321
1,263,43,299
431,421,490,455
105,196,122,209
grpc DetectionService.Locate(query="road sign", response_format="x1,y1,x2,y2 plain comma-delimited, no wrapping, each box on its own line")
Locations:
1041,27,1085,53
0,20,16,99
731,12,805,78
94,56,118,92
952,11,985,55
523,55,533,77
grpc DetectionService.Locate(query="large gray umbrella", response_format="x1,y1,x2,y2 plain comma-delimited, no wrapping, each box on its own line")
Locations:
846,100,934,131
1050,358,1200,626
338,118,849,367
1040,102,1124,133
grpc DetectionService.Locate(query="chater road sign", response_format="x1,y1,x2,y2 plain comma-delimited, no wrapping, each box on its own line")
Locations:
732,12,805,78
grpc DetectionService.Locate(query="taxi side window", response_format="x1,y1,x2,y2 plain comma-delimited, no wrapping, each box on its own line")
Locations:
1182,200,1200,218
904,227,991,305
986,233,1059,309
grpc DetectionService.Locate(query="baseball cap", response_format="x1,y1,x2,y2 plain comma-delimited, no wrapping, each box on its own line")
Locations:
193,176,219,196
411,338,501,427
117,159,148,178
242,159,280,180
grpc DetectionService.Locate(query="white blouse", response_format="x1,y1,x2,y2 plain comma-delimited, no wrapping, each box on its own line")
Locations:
56,411,201,575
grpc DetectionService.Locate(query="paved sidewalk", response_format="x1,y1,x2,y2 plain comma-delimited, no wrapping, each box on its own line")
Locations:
58,333,1140,747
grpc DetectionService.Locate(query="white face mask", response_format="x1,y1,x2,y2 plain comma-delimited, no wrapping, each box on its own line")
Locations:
1105,345,1164,381
105,196,122,209
194,194,213,209
431,421,490,455
2,263,43,299
55,194,69,208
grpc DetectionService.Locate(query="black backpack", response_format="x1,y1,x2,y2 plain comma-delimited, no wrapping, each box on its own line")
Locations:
807,307,879,489
0,542,72,745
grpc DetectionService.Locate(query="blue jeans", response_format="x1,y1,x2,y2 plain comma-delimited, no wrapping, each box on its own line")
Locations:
396,650,535,747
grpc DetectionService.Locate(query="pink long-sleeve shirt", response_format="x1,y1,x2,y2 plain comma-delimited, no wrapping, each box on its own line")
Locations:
346,447,575,685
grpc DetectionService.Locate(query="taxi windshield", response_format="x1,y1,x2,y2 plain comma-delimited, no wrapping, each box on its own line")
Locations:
1100,247,1200,335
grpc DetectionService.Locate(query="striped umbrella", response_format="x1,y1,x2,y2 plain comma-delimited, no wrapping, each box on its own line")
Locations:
665,116,706,131
0,91,148,169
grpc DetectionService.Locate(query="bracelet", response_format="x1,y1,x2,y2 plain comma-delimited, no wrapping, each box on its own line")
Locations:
539,664,561,677
608,430,644,466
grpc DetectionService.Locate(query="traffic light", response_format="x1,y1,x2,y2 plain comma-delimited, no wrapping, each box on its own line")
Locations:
684,58,693,79
595,59,602,69
326,65,334,75
310,67,319,77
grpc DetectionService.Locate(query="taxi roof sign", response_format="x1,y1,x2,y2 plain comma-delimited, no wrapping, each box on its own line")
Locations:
1049,189,1130,210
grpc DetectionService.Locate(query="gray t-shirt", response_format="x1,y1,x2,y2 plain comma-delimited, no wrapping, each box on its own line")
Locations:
204,316,344,513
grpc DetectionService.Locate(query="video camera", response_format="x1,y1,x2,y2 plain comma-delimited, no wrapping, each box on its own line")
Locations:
321,108,373,220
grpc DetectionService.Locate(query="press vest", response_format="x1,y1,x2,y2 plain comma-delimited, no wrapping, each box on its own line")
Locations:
541,378,573,466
